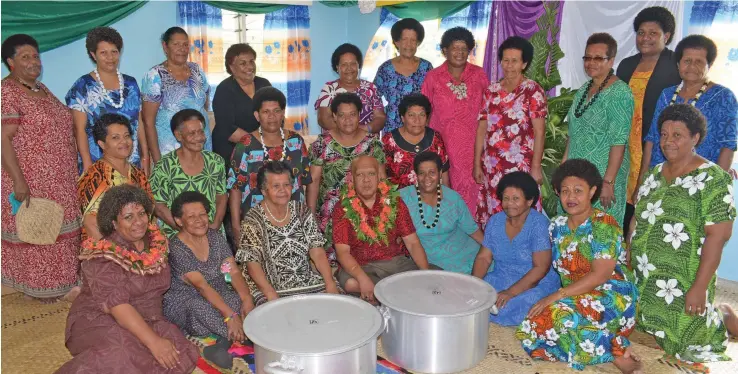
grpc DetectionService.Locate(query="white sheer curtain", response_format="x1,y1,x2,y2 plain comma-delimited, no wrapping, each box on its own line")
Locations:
558,1,684,90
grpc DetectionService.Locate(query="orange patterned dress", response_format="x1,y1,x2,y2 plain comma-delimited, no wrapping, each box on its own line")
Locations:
626,71,652,203
77,159,152,240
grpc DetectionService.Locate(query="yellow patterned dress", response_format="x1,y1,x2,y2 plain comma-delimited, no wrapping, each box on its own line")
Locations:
627,71,652,203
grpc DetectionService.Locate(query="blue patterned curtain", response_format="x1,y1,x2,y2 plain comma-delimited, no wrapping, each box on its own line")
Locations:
688,1,738,95
262,6,311,135
178,1,224,76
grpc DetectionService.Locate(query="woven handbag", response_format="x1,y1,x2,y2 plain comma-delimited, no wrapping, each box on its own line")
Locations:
16,197,64,245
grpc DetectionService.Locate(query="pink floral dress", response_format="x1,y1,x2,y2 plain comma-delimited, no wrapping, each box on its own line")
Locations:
421,62,489,216
476,79,547,226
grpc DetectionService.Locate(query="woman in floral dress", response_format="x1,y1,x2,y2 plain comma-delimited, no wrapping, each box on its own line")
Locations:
517,159,641,373
307,92,386,257
374,18,433,132
475,36,547,226
66,26,147,174
630,104,734,366
422,27,489,215
142,27,210,160
1,34,82,301
382,93,449,189
315,43,385,133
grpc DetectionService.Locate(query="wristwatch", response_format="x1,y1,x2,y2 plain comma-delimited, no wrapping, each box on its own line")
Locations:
604,178,614,186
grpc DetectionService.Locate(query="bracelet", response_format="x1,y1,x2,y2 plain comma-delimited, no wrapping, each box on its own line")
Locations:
223,311,239,323
558,288,568,299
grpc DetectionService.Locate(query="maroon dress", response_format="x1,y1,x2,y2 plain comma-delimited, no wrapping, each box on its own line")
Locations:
56,232,199,374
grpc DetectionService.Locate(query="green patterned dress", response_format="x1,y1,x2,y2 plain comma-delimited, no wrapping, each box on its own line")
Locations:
150,150,226,237
309,132,386,255
631,162,734,362
565,80,634,224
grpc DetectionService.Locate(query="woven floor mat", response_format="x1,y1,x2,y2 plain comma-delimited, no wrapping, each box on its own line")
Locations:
3,279,738,373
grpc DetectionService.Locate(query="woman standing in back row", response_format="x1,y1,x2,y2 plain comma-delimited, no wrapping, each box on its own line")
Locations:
422,27,489,216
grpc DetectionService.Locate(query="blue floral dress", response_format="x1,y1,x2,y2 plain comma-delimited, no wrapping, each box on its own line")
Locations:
141,62,210,156
516,210,639,370
399,185,479,273
373,58,433,132
65,74,142,170
482,209,560,326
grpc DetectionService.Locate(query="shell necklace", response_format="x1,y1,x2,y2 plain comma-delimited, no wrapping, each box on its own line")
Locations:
94,68,125,109
16,77,40,92
671,81,708,107
417,183,442,229
259,127,287,162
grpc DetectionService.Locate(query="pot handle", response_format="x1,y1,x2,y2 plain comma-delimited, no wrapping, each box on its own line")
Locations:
378,305,391,333
264,355,302,374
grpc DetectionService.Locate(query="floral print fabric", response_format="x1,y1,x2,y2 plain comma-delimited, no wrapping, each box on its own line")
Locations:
631,162,734,362
141,62,211,156
516,210,638,370
314,79,383,128
476,79,547,225
65,74,142,169
381,128,449,189
373,58,433,132
309,132,386,253
226,131,311,219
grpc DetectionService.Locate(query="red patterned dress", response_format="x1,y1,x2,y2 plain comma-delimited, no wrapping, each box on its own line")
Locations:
476,79,547,226
421,62,489,216
381,128,449,189
0,80,82,298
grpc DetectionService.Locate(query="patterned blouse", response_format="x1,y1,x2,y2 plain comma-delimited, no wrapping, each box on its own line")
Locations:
150,150,226,238
309,132,386,252
373,58,433,132
226,131,311,218
65,74,142,169
237,202,327,305
314,79,383,128
381,128,449,189
77,159,152,240
141,62,211,156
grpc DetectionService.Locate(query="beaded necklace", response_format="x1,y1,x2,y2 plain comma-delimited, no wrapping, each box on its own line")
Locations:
574,70,613,118
417,184,442,229
670,81,708,107
16,77,40,92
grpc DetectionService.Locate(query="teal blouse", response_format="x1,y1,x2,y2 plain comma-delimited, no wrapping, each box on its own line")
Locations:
399,185,480,273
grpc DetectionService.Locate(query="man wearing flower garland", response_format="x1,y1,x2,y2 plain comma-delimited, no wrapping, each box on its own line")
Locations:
333,155,434,303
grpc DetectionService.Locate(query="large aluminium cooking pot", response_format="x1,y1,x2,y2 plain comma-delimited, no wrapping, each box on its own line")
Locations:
243,294,383,374
375,270,497,373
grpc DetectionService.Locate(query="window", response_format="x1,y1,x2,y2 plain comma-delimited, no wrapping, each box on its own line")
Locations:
211,10,266,86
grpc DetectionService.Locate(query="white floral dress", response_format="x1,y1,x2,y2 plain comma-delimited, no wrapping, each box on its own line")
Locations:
631,162,735,363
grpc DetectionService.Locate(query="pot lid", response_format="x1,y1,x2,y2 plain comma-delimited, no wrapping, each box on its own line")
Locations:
374,270,497,317
243,294,383,356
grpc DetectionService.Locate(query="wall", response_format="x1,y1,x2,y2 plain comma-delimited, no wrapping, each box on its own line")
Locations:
1,1,176,99
307,2,381,133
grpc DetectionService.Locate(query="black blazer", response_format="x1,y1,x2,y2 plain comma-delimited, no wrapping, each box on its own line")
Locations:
211,75,272,164
616,48,681,142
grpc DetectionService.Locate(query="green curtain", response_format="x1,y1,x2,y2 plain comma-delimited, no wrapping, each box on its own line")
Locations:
318,1,474,21
384,1,474,21
203,1,288,14
1,1,147,53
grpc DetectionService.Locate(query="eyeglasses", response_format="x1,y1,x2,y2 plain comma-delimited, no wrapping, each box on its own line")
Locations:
582,56,610,63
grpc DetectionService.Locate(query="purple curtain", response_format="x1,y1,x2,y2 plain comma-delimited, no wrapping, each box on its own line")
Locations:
483,1,565,82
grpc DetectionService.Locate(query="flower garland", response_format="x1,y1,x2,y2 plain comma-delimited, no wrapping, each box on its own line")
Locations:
340,181,400,245
78,224,169,274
